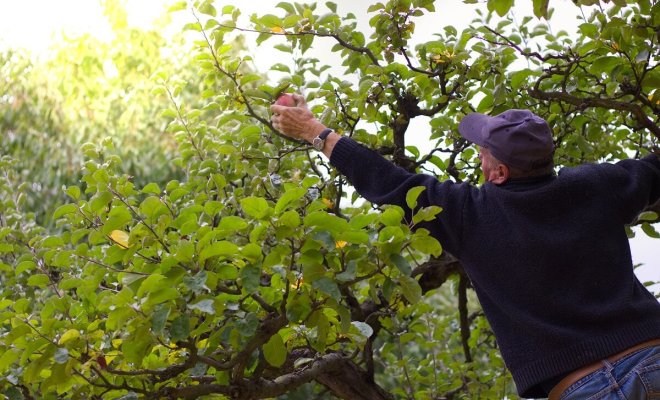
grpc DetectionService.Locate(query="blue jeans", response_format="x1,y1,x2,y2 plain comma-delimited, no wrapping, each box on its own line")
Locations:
560,345,660,399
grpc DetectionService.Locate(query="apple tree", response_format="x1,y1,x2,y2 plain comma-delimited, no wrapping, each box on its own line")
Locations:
0,0,657,399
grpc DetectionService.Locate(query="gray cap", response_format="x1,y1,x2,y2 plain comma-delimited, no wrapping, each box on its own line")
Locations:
458,109,554,170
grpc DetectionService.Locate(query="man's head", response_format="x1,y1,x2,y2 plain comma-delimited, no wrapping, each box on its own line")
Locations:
458,109,555,184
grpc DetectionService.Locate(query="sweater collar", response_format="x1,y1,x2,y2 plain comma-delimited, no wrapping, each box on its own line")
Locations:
498,173,556,192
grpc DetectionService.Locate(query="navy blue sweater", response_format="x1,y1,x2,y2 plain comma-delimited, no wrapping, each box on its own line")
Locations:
330,137,660,398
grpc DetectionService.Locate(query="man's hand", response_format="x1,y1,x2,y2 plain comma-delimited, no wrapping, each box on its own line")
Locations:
270,94,326,143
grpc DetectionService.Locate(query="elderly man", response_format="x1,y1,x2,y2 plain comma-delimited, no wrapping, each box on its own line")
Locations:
271,94,660,399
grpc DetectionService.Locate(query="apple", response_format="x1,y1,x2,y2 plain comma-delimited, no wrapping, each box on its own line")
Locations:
275,93,296,107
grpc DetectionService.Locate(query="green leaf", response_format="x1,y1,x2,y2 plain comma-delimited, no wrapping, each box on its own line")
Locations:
42,235,64,248
278,210,301,228
151,305,170,334
304,211,348,233
275,188,307,213
242,243,263,263
140,196,166,219
590,56,622,75
412,205,442,225
65,186,81,200
170,314,190,341
188,299,215,314
218,216,248,231
380,207,404,226
53,203,77,219
488,0,513,17
260,14,282,27
91,191,113,213
142,182,161,194
240,196,271,219
276,2,296,14
312,277,341,301
348,213,378,229
510,69,534,89
578,23,599,38
410,234,443,257
137,274,167,297
398,275,422,304
351,321,374,339
0,348,19,374
390,254,411,275
16,260,36,275
406,186,426,209
183,270,208,294
263,333,287,367
303,261,325,283
532,0,549,18
168,1,187,12
144,288,180,308
102,206,133,234
59,329,80,345
199,241,239,263
286,293,312,322
122,327,152,364
240,264,261,293
637,211,658,222
641,222,660,238
27,274,50,288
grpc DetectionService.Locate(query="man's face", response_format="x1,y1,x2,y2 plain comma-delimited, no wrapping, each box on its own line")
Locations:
478,147,504,183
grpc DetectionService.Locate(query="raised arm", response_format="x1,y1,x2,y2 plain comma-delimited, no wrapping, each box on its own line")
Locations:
270,94,471,256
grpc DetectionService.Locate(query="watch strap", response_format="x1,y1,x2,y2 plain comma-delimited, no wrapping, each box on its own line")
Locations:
318,128,333,140
312,128,334,151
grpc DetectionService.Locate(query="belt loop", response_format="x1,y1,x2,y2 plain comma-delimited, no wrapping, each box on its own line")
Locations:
601,359,613,372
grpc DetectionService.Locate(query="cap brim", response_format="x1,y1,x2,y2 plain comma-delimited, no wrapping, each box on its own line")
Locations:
458,113,491,147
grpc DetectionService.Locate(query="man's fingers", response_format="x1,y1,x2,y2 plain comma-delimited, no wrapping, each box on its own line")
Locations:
270,104,286,114
292,94,306,107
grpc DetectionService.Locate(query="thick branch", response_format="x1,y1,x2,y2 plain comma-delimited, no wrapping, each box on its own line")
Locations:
316,356,394,400
160,353,392,400
458,273,473,363
413,252,462,294
529,88,660,140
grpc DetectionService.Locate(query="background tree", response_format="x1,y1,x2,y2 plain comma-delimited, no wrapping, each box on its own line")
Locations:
0,0,657,399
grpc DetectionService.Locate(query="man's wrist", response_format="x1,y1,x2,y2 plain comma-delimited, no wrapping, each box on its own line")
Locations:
312,128,334,151
304,123,328,143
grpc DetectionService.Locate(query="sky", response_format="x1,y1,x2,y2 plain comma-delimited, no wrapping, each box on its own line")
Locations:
0,0,657,291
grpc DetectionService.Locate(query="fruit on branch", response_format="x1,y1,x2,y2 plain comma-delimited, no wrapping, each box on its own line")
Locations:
275,93,296,107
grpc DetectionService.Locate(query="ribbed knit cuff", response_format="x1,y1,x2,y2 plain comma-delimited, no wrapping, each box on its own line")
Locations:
329,136,362,168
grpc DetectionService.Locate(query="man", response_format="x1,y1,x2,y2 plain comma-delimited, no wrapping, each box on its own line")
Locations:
270,95,660,399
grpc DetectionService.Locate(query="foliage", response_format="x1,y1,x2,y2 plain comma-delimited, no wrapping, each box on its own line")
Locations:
0,0,658,399
0,1,195,223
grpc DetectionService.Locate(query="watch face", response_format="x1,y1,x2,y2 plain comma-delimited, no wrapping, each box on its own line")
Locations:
313,137,324,151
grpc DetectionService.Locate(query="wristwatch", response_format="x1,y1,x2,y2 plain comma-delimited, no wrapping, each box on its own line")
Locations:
312,128,333,151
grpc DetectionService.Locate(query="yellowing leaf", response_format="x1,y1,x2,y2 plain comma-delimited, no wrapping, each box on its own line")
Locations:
59,329,80,345
431,55,445,64
290,277,304,288
335,240,347,249
322,198,334,209
110,230,130,248
271,26,285,34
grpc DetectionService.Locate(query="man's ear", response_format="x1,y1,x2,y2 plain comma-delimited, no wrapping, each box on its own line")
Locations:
491,163,510,185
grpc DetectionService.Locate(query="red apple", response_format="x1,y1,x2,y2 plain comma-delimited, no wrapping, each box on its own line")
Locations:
275,93,296,107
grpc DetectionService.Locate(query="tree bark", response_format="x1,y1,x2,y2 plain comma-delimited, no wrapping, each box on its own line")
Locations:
316,357,394,400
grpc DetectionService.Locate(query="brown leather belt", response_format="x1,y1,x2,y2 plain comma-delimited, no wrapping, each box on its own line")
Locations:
548,338,660,400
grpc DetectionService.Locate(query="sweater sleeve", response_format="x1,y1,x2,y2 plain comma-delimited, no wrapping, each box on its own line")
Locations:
602,154,660,224
329,137,471,255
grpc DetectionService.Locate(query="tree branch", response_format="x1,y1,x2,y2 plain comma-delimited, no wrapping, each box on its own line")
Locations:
528,88,660,140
